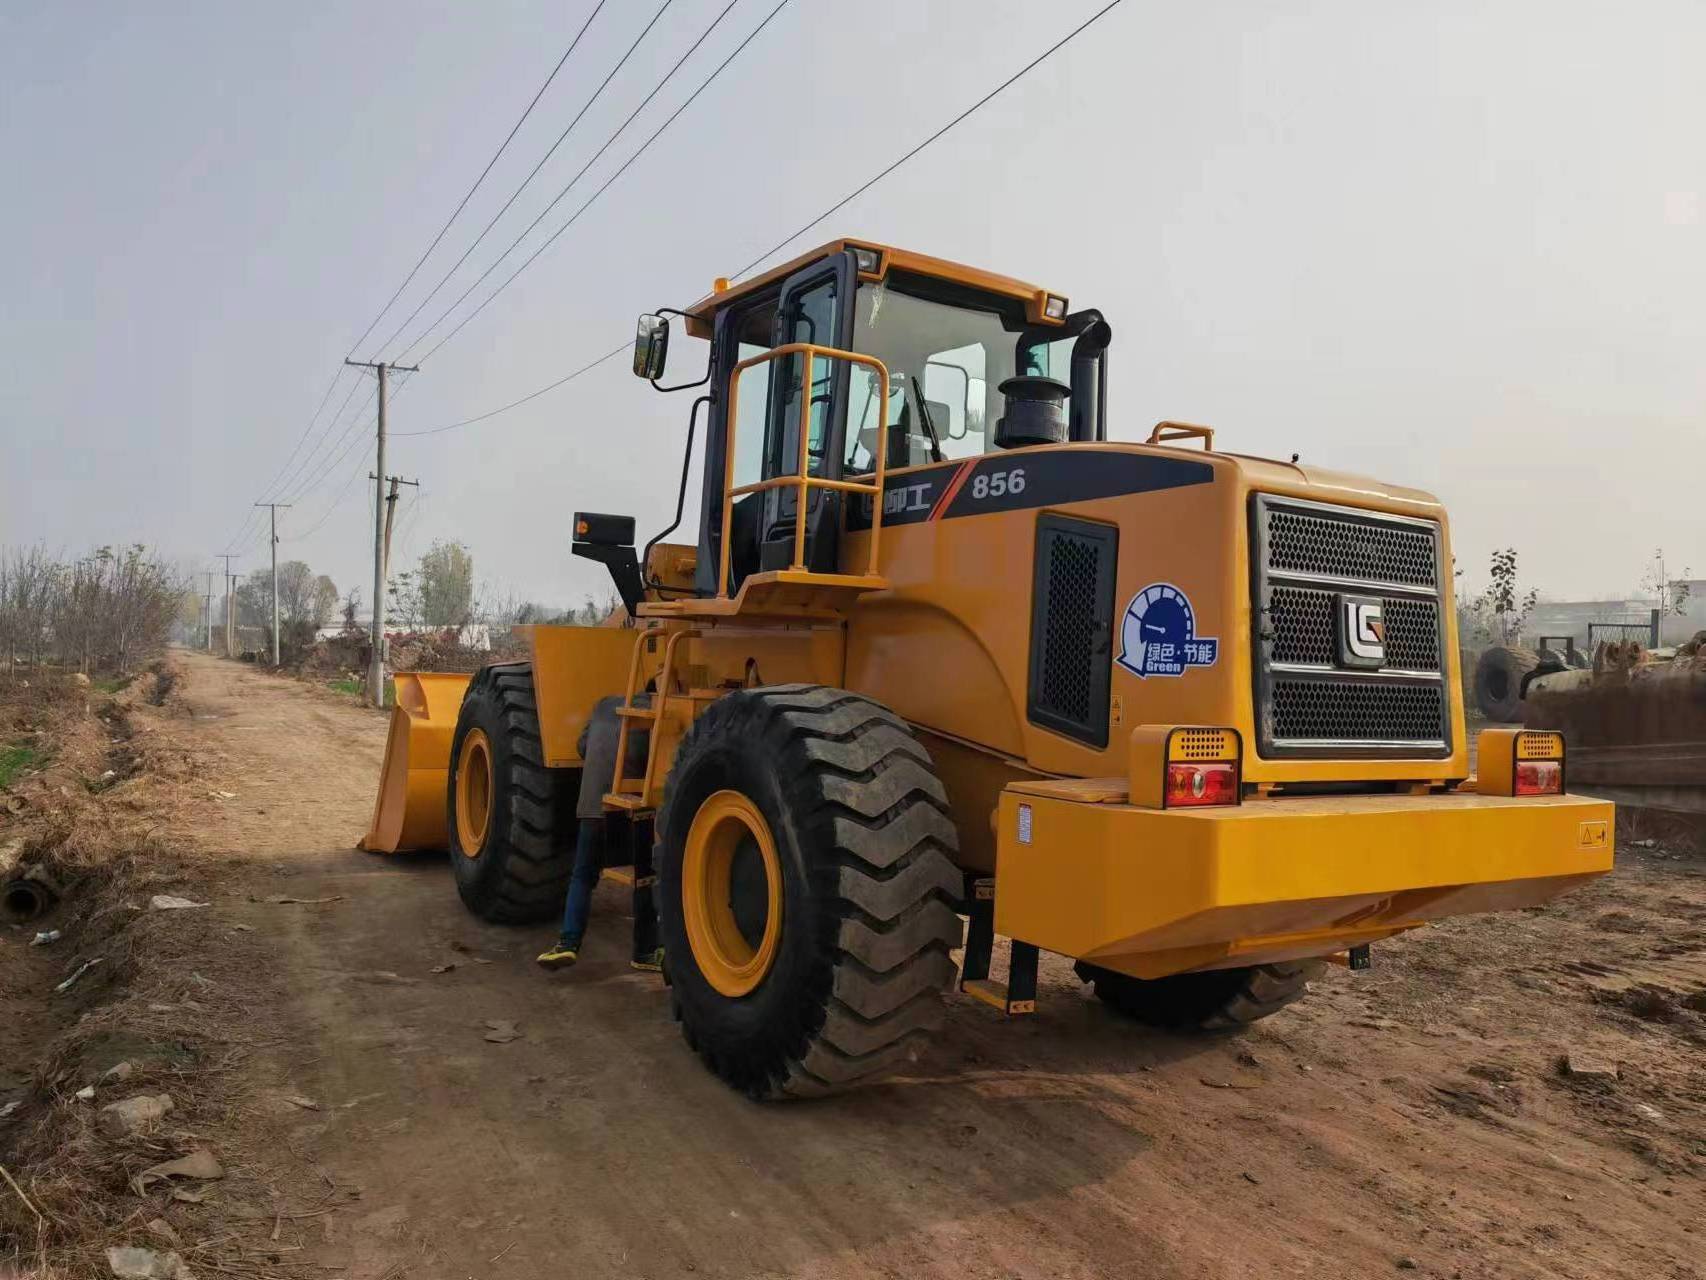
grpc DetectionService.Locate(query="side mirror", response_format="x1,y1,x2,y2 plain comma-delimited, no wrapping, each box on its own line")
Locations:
632,313,669,380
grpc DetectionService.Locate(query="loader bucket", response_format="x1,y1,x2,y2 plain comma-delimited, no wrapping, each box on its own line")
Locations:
359,672,472,854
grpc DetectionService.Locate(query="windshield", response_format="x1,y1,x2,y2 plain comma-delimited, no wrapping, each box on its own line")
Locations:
844,270,1062,473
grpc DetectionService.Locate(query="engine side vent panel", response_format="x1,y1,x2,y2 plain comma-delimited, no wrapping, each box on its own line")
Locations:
1028,515,1119,749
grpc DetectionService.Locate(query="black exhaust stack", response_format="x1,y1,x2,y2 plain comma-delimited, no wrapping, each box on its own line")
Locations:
994,375,1072,449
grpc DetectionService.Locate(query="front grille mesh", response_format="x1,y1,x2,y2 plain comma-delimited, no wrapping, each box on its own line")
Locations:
1266,506,1437,587
1381,598,1441,671
1268,586,1333,665
1255,496,1448,756
1268,587,1440,671
1272,679,1445,743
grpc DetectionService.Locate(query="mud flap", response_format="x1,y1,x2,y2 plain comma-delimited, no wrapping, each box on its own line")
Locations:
359,672,473,854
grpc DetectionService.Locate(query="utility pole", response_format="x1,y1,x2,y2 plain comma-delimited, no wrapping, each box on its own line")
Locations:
345,359,419,707
216,554,238,658
371,473,420,599
253,503,292,666
202,571,218,651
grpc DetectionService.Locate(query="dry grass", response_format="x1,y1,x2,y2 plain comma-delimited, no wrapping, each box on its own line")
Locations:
0,659,334,1279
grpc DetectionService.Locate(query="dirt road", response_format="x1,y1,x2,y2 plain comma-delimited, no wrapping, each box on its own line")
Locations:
166,652,1704,1279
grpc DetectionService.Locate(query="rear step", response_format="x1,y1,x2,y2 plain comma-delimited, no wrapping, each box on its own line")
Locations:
959,877,1037,1016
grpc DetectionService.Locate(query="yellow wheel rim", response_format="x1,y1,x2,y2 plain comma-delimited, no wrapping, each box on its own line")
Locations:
681,789,783,997
454,728,493,856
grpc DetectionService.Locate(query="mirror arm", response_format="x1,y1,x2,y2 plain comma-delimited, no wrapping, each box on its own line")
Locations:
646,307,712,393
641,392,710,594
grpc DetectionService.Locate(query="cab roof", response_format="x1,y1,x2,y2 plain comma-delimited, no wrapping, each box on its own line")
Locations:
681,238,1067,338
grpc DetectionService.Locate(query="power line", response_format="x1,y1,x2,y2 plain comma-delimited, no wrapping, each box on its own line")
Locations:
221,360,351,553
267,373,373,510
367,0,668,362
344,2,604,360
226,6,612,550
392,343,629,436
278,365,427,507
391,0,748,364
224,0,739,544
256,366,348,502
287,453,372,542
390,0,1112,439
409,0,789,367
244,0,1116,549
730,0,1125,280
285,410,375,506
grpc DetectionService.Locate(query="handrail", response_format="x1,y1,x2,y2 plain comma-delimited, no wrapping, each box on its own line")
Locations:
718,342,891,598
1148,420,1215,451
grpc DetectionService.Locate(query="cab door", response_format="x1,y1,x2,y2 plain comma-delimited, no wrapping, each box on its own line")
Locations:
757,251,856,574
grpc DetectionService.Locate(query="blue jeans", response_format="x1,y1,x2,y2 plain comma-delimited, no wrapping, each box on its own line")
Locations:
558,818,603,948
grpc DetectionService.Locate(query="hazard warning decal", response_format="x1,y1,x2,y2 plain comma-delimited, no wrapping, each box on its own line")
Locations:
1116,583,1219,679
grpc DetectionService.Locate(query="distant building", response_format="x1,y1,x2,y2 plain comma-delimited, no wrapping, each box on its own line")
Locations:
1527,587,1704,649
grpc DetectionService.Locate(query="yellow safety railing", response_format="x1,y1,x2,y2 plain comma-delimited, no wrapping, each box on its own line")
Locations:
718,342,891,598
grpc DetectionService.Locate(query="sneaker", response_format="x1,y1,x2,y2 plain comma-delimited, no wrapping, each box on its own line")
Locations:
630,947,664,973
537,940,580,969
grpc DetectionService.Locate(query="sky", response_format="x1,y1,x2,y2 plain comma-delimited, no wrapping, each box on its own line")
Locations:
2,0,1702,611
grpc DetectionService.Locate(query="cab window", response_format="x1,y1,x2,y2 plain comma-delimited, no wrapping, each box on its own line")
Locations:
844,271,1031,472
726,302,775,490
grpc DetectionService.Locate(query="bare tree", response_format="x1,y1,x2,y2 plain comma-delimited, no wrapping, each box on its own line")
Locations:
0,543,188,677
386,570,423,629
1483,547,1537,645
105,545,184,673
1641,547,1692,618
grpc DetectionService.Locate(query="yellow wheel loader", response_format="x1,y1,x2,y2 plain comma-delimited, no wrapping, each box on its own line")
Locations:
362,239,1614,1098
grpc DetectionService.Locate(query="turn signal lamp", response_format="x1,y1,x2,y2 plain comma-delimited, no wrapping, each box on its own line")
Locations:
1166,761,1240,807
1130,726,1243,809
1516,760,1563,796
1476,729,1565,796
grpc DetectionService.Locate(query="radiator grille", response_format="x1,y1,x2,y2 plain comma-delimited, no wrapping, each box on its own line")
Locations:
1381,598,1441,671
1253,496,1449,758
1268,587,1440,671
1028,516,1118,748
1271,678,1445,743
1266,505,1437,587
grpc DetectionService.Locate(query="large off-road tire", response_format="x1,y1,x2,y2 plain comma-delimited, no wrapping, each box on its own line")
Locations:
657,685,963,1099
1074,959,1324,1030
446,663,578,923
1474,646,1540,722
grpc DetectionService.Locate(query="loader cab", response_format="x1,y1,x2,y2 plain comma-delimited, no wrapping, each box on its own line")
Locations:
662,241,1110,598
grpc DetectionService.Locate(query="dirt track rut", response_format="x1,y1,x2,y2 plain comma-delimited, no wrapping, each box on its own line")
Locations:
174,652,1706,1280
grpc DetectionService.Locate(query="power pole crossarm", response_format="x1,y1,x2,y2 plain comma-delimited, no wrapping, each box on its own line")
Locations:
345,360,420,707
254,503,292,666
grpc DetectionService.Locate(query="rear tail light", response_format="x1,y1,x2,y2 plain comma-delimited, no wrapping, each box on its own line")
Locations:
1130,726,1244,809
1474,728,1566,796
1515,760,1563,796
1165,761,1240,808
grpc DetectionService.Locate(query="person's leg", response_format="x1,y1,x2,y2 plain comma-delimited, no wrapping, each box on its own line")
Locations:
630,822,661,971
537,818,602,968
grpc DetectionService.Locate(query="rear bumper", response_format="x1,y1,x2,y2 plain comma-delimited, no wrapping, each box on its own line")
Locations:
993,785,1613,979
